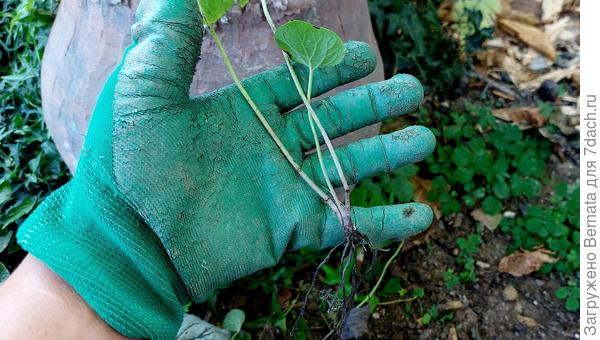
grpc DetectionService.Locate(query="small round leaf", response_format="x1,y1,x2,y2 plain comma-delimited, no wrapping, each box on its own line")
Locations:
223,308,245,334
274,20,345,70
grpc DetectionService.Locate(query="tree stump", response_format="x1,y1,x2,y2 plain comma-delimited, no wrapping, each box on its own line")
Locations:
42,0,384,171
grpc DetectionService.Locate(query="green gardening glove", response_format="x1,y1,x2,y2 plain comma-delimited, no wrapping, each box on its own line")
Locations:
17,0,435,338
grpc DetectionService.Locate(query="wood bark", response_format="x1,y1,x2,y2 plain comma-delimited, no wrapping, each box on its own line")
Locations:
42,0,384,171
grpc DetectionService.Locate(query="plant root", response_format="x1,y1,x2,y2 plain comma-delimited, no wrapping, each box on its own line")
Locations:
291,222,378,339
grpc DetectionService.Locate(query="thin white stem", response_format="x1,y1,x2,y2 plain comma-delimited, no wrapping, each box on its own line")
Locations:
307,68,342,210
289,61,350,208
205,23,341,215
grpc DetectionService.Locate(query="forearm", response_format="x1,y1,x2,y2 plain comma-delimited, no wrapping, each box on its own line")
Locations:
0,255,129,340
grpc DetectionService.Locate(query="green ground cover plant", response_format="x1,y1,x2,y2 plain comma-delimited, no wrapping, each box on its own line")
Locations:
444,233,481,288
0,0,69,279
420,103,553,215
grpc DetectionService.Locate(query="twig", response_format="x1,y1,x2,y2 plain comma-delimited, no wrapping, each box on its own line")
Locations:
467,70,520,99
377,296,418,306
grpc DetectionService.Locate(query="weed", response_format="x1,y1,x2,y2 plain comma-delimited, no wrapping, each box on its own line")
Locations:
420,305,454,326
555,279,580,312
500,182,579,274
500,181,580,311
445,234,481,288
419,104,552,215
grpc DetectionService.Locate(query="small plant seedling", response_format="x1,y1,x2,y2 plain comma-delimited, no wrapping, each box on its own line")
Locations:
445,233,481,288
555,280,580,312
222,308,246,339
196,0,378,336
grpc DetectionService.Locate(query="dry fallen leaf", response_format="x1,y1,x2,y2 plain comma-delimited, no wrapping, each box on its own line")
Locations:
492,107,545,129
276,287,292,306
501,53,537,86
516,315,538,328
471,208,503,231
475,48,507,69
545,16,578,46
440,300,465,311
498,18,556,60
541,0,564,23
499,248,558,277
520,66,579,89
341,306,369,339
550,108,579,135
411,176,442,219
571,70,580,88
448,326,458,340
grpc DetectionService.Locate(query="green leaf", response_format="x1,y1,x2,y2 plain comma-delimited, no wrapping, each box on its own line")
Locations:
492,179,510,199
0,181,11,207
0,262,8,283
223,308,245,336
350,186,368,207
481,196,502,215
421,313,432,325
236,331,252,340
555,287,570,299
368,295,380,314
239,0,250,8
2,197,36,229
198,0,234,25
451,146,471,167
382,277,402,296
472,148,492,171
454,167,474,184
321,264,341,285
522,178,542,198
565,295,580,312
0,230,13,253
525,218,547,237
274,20,345,71
460,0,500,27
274,316,287,332
412,287,425,298
389,178,414,202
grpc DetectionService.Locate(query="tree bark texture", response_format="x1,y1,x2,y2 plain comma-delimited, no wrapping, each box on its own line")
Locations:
42,0,384,171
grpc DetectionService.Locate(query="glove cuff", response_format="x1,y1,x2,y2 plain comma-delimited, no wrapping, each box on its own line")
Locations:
17,180,189,339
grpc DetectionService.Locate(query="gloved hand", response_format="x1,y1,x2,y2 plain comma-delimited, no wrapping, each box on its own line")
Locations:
17,0,435,338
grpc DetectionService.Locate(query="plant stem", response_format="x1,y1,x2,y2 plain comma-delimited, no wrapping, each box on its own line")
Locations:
356,241,405,309
259,0,352,225
307,67,342,210
204,23,340,214
377,296,418,306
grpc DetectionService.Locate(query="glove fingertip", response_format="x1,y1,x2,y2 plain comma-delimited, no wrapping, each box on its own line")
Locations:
340,40,377,81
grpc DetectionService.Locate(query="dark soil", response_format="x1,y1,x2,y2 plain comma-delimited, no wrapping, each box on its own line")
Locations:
365,218,579,340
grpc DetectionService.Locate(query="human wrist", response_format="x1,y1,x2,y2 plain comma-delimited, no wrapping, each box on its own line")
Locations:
0,255,130,340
